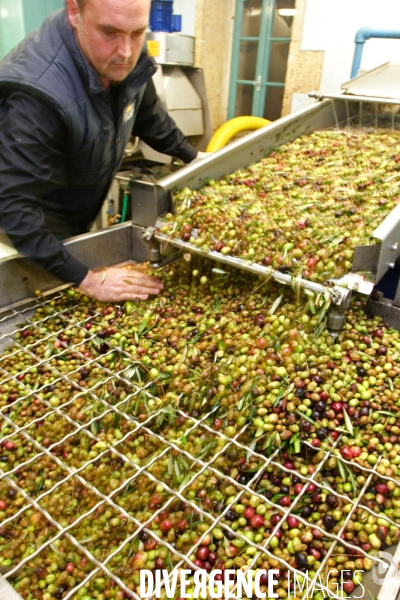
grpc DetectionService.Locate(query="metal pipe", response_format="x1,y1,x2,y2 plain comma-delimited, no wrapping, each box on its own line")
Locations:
351,27,400,78
309,91,400,105
154,231,352,306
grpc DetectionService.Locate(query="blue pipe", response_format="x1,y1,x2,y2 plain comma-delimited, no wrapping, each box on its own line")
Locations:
351,27,400,78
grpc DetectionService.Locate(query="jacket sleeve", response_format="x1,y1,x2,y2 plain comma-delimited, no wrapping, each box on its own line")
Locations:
132,78,198,163
0,91,89,285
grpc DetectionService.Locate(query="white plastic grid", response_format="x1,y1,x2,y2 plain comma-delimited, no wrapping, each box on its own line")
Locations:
0,290,397,600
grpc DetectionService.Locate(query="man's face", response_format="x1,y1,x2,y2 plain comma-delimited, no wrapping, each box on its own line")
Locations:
66,0,150,88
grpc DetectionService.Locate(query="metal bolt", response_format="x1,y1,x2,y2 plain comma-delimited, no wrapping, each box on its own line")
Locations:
390,243,398,251
387,262,396,269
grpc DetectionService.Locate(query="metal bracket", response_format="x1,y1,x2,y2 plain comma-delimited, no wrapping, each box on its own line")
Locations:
142,227,182,267
351,245,380,274
371,204,400,283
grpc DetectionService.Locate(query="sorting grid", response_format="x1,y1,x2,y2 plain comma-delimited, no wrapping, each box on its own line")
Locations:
0,290,396,600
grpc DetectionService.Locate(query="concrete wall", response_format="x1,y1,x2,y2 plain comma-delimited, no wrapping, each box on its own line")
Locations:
194,0,235,132
283,0,400,115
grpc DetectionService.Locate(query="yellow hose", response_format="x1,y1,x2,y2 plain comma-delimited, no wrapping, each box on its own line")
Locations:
206,116,271,152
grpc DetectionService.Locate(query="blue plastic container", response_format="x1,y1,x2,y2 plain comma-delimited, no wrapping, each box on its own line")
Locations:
150,0,174,32
171,14,182,33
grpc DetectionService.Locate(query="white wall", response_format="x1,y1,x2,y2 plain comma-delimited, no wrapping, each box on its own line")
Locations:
173,0,196,37
301,0,400,93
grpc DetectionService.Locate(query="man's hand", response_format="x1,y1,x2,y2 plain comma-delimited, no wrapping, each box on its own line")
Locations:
78,267,163,302
196,151,211,159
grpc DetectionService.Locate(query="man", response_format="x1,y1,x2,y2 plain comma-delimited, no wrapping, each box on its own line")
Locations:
0,0,202,301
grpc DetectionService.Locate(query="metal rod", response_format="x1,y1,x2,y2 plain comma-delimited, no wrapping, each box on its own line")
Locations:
154,231,351,306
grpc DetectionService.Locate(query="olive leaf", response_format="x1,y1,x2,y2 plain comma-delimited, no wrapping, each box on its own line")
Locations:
168,452,173,476
198,441,217,461
174,459,180,479
336,458,347,483
343,408,354,436
269,294,283,316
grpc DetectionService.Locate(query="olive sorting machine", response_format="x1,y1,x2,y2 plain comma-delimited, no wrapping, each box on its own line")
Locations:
3,64,400,329
2,65,400,600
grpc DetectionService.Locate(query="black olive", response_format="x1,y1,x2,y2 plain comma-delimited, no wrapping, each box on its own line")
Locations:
187,318,196,326
326,494,339,509
295,388,306,399
99,342,109,354
300,420,312,432
323,514,336,530
301,506,312,518
357,368,367,377
225,510,237,521
237,475,250,485
312,411,322,421
314,401,327,412
79,368,89,380
360,407,369,417
97,330,106,339
55,585,69,599
139,530,150,542
280,485,290,494
316,427,328,440
295,552,308,570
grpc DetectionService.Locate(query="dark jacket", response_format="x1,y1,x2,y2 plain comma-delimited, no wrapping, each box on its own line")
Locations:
0,9,196,284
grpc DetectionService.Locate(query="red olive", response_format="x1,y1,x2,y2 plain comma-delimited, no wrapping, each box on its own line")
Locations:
250,514,265,528
244,507,255,519
196,546,210,561
160,519,173,533
287,516,300,529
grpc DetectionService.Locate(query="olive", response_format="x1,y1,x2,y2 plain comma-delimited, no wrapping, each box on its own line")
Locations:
342,571,353,581
295,552,308,570
323,515,336,531
301,506,312,518
326,494,339,509
316,427,328,440
237,475,250,485
225,510,237,521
